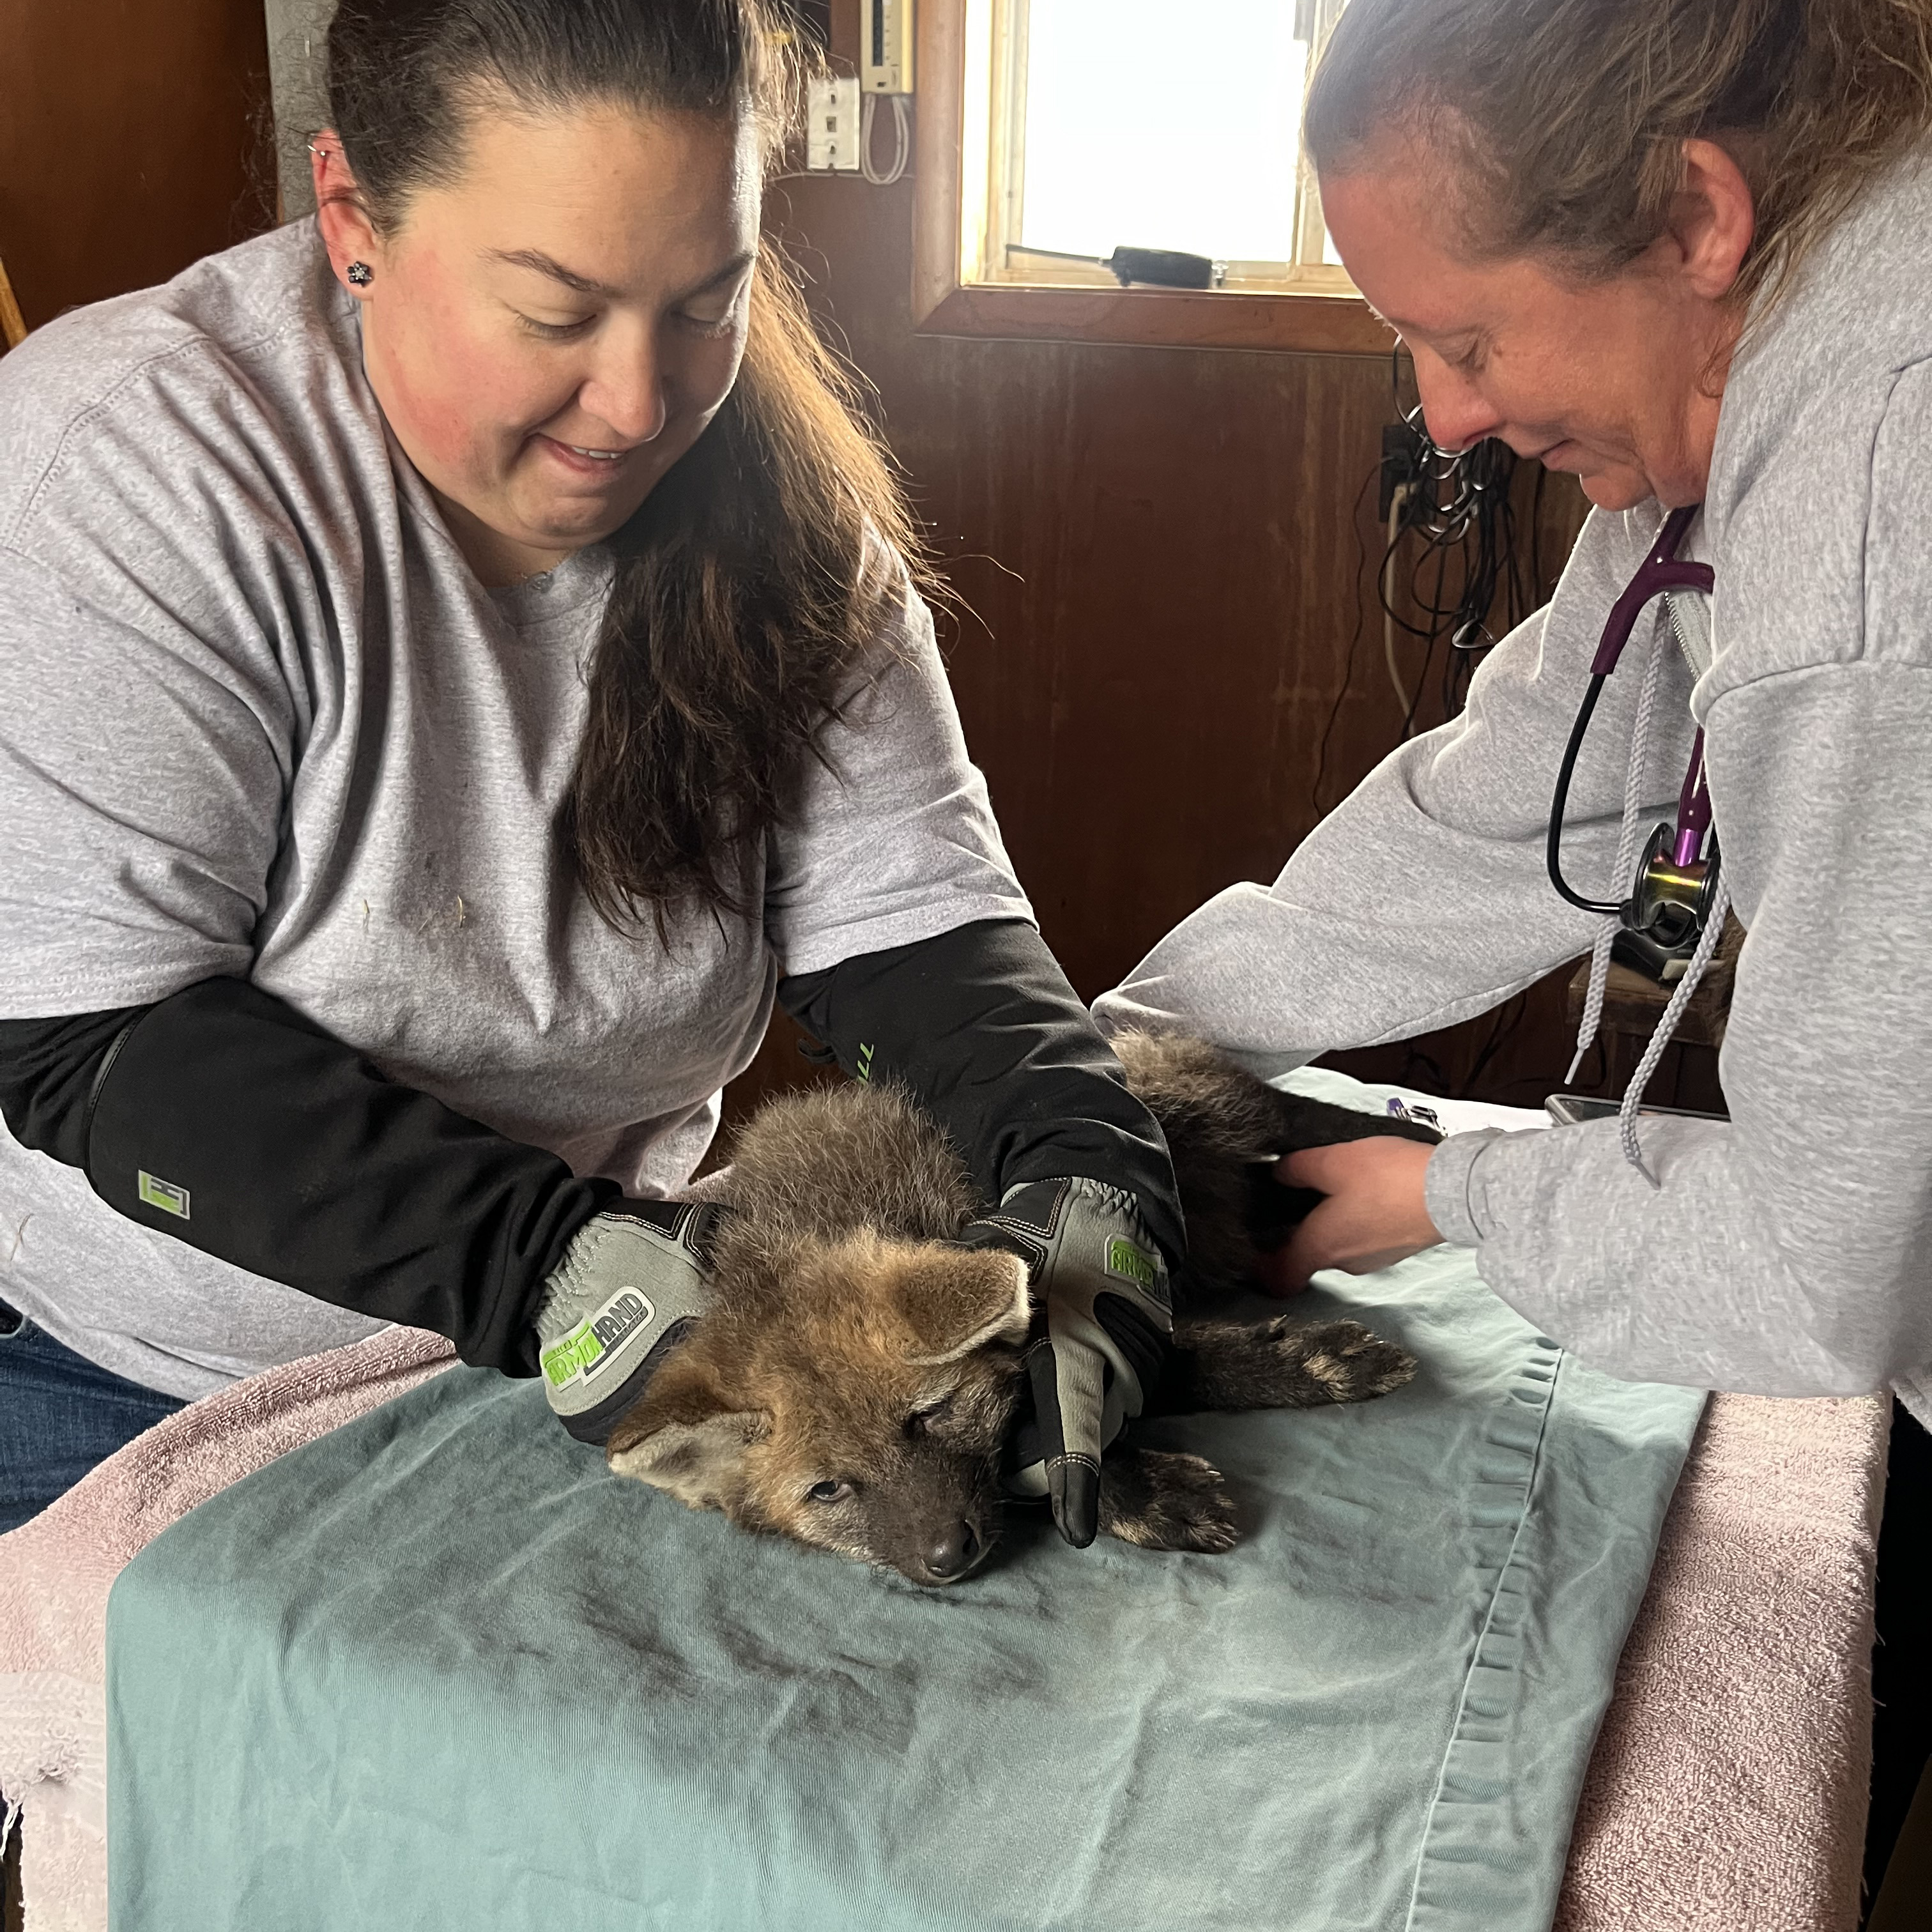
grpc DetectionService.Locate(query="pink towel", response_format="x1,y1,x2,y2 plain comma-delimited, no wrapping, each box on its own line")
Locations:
1556,1392,1887,1932
0,1354,1884,1932
0,1326,454,1929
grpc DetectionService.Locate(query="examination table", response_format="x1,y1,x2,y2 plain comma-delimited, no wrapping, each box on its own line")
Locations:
0,1075,1886,1931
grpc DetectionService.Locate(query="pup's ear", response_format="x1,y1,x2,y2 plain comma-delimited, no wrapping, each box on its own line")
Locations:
606,1356,768,1510
895,1246,1032,1366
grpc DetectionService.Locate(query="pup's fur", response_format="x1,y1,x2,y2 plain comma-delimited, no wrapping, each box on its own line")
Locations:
608,1031,1437,1585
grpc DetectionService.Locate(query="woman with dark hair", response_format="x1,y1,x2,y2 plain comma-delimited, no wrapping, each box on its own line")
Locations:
0,0,1177,1560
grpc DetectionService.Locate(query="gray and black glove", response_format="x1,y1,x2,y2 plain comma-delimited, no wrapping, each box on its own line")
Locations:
958,1177,1173,1547
535,1200,731,1444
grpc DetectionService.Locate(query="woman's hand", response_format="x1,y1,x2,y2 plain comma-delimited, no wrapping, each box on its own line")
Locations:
1262,1138,1443,1294
960,1177,1172,1549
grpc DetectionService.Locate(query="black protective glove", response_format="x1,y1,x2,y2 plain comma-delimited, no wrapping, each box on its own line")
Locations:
535,1200,733,1444
957,1177,1173,1547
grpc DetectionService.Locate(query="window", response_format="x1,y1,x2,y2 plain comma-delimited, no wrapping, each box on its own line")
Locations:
993,0,1344,291
914,0,1386,353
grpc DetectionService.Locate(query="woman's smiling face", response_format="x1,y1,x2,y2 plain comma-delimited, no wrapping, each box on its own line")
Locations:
1319,136,1755,513
316,96,760,585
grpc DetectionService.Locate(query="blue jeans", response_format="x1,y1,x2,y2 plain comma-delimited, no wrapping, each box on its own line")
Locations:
0,1298,185,1533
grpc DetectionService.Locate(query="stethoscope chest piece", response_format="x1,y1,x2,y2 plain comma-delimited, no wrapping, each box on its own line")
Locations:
1619,821,1723,977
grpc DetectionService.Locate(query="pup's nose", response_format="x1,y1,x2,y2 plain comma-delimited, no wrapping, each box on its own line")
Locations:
923,1521,980,1580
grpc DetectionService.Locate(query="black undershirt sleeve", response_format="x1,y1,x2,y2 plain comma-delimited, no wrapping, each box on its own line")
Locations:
0,922,1181,1374
0,979,610,1374
0,1007,135,1170
778,917,1186,1270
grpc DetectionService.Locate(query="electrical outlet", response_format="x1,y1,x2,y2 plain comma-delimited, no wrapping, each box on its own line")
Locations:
862,0,915,95
806,75,861,172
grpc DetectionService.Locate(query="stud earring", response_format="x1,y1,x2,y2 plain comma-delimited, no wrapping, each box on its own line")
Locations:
346,261,373,287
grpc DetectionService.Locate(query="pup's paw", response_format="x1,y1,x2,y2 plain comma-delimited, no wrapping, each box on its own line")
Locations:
1098,1446,1239,1554
1170,1315,1417,1411
1286,1318,1417,1403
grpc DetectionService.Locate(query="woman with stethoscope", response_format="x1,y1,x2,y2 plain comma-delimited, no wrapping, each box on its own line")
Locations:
1101,0,1932,1411
1104,12,1932,1886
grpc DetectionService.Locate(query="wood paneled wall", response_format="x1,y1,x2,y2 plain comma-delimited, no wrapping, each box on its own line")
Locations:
776,173,1506,985
0,0,275,331
730,159,1604,1123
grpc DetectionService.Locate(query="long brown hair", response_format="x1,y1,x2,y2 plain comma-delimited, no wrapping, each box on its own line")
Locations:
325,0,930,932
1306,0,1932,323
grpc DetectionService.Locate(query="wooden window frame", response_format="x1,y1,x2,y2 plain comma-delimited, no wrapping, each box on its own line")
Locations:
0,257,28,351
912,0,1393,356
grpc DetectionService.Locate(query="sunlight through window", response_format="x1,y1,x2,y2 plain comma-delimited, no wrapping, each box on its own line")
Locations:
1017,0,1310,265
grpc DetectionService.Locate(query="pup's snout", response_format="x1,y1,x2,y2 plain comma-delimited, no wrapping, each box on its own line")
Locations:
919,1521,981,1583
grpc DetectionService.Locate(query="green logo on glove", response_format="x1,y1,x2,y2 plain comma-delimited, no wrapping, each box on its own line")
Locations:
1104,1237,1158,1291
541,1288,653,1388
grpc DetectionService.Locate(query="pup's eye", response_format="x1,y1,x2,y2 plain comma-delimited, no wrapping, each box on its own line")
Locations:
806,1480,852,1505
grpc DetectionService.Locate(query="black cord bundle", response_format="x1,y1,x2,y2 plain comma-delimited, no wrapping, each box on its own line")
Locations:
1311,353,1552,818
1378,349,1543,735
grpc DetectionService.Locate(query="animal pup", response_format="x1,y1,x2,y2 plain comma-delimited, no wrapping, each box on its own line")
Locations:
606,1032,1437,1586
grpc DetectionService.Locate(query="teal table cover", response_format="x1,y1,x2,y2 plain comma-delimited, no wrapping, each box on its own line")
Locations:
107,1093,1704,1932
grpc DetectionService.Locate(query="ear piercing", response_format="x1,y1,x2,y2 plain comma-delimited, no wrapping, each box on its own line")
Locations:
307,148,371,293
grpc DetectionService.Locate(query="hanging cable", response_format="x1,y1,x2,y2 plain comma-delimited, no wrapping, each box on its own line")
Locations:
1382,482,1413,717
1377,348,1533,736
1310,464,1381,818
859,92,911,186
1321,362,1565,806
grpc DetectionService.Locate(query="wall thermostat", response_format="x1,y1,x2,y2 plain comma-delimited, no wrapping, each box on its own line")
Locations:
862,0,914,95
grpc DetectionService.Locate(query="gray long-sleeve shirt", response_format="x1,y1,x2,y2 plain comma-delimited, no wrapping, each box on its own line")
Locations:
1097,147,1932,1409
0,224,1032,1397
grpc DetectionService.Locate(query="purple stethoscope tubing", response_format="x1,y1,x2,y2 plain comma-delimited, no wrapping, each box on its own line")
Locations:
1545,504,1717,923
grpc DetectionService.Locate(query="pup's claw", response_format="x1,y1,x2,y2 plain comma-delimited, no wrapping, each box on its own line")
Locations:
1098,1447,1240,1554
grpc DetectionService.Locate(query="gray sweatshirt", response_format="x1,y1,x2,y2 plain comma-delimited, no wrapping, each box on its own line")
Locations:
1097,148,1932,1411
0,224,1031,1397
